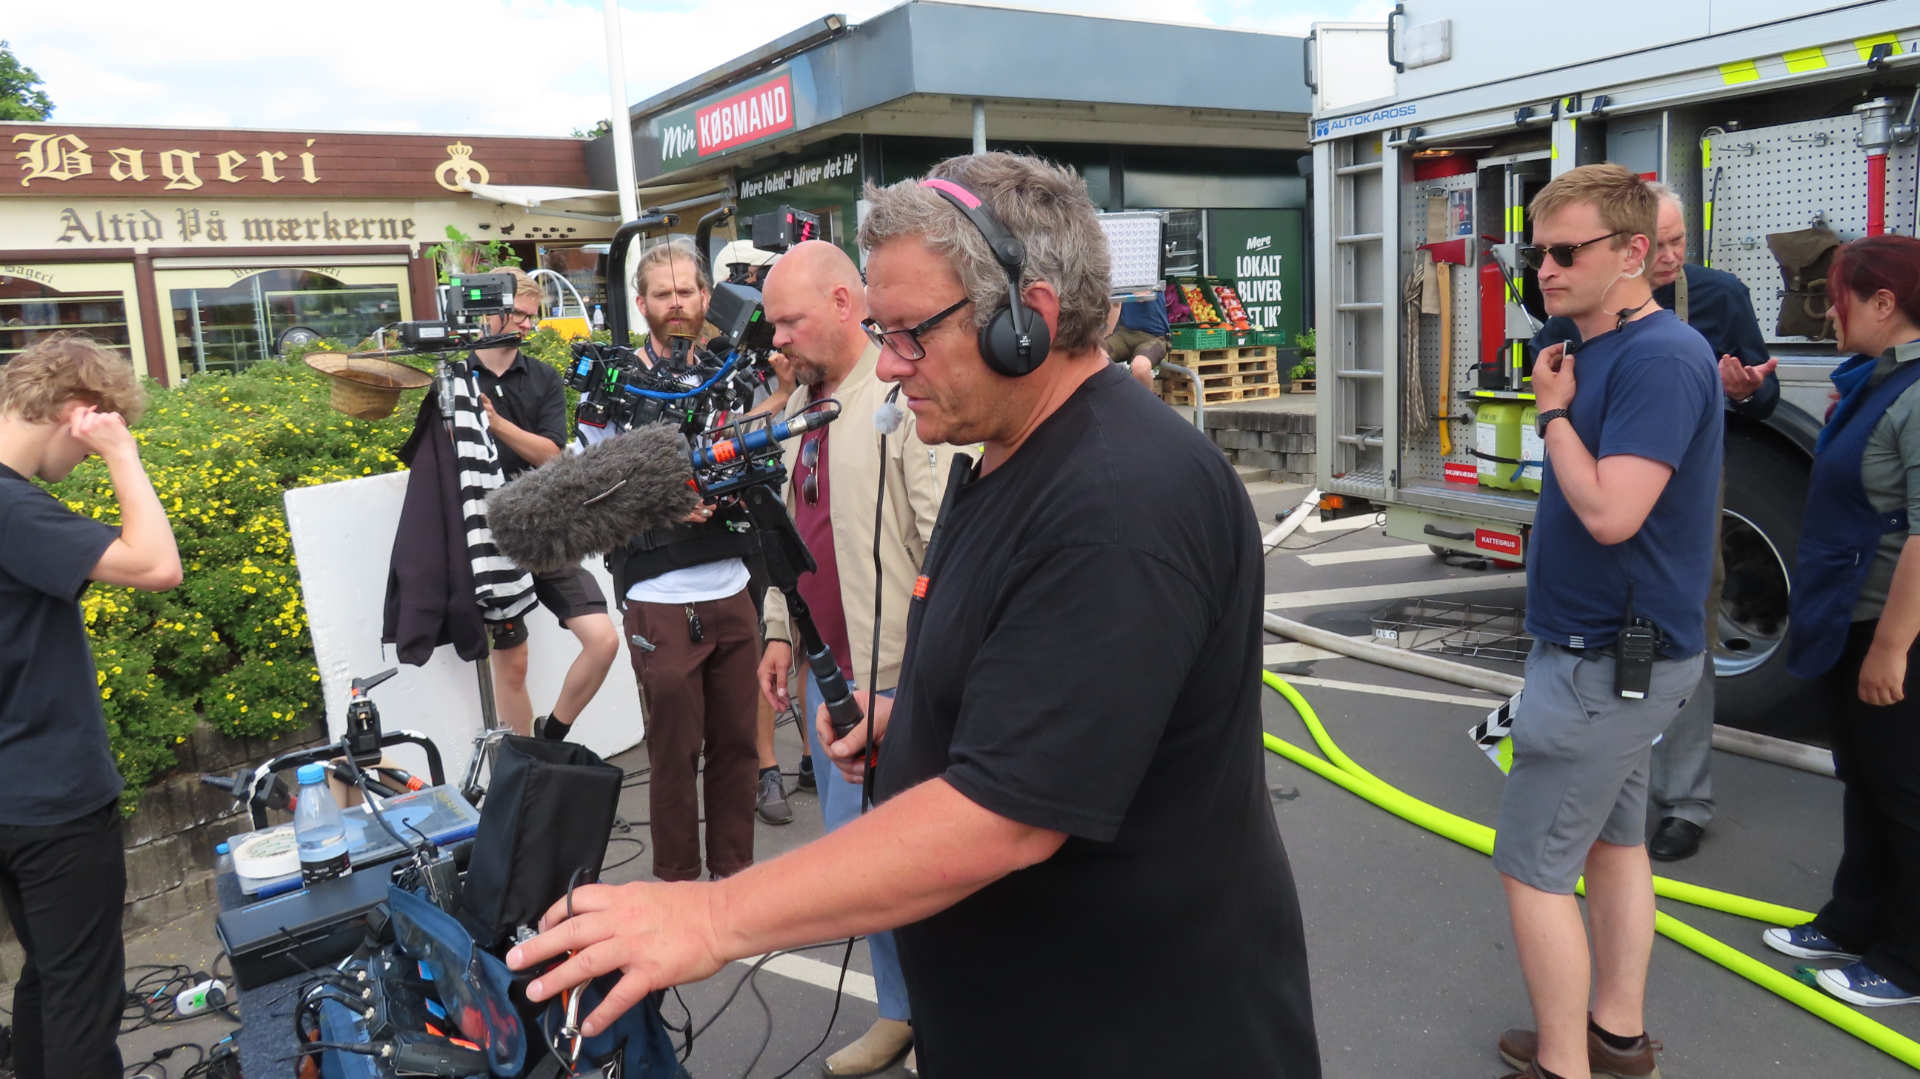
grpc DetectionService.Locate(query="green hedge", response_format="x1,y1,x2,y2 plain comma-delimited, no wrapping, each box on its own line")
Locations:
46,329,586,810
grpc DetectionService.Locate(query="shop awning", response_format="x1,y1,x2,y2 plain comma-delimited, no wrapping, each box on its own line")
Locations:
460,182,623,223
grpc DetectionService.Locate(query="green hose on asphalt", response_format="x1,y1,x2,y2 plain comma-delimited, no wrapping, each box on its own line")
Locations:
1259,670,1920,1071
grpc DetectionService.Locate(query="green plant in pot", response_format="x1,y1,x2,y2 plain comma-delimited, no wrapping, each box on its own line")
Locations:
425,225,522,283
1291,329,1316,382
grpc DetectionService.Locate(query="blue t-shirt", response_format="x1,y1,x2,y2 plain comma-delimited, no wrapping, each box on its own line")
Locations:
1525,309,1723,657
1117,295,1170,337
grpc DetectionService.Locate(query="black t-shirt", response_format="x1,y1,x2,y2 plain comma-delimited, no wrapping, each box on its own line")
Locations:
0,463,124,824
469,351,567,479
875,365,1319,1077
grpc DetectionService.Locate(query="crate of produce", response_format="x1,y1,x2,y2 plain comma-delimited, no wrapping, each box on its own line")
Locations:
1170,326,1234,349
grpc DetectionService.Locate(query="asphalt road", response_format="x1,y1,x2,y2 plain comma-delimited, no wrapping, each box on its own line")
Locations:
114,480,1919,1078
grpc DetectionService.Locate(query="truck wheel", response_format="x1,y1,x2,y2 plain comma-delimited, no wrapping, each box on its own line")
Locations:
1715,428,1822,742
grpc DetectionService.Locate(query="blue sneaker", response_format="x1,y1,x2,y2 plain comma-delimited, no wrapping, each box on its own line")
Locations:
1763,924,1861,961
1816,963,1920,1007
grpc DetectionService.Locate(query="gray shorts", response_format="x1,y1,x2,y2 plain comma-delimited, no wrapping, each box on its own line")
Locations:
1492,641,1703,893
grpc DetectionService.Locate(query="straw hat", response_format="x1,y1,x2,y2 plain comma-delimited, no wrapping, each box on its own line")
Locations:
303,353,431,420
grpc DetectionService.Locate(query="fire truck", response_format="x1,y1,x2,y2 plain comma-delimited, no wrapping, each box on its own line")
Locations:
1307,2,1918,740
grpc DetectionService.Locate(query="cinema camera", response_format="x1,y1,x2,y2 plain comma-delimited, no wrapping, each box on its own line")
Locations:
566,279,775,433
390,271,522,353
564,205,811,435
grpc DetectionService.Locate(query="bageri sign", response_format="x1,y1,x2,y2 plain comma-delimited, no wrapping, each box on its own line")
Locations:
1,125,592,200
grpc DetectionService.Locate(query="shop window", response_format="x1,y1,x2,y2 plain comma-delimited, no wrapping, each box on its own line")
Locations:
537,245,608,320
0,279,132,367
171,268,401,376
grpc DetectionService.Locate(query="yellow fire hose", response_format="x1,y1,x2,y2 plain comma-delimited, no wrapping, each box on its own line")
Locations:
1259,670,1920,1071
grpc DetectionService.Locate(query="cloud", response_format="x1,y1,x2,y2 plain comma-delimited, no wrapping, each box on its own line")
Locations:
8,0,1357,136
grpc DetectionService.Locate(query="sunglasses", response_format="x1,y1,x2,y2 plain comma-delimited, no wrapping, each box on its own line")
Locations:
1518,231,1623,271
861,297,971,361
800,432,822,506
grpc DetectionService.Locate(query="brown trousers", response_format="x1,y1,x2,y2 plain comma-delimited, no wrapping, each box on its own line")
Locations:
625,587,760,880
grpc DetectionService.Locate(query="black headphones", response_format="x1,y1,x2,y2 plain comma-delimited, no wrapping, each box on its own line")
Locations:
920,178,1052,377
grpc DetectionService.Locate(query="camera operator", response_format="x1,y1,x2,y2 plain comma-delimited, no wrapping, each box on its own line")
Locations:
510,153,1321,1077
607,238,761,882
1493,165,1722,1079
754,240,972,1075
469,267,621,741
0,333,182,1079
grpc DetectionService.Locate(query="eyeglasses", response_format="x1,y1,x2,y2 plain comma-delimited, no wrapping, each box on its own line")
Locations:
1518,231,1623,271
800,432,822,505
502,307,539,328
861,297,971,361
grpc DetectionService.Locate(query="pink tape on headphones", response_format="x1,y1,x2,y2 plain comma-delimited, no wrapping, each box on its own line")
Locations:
920,178,982,208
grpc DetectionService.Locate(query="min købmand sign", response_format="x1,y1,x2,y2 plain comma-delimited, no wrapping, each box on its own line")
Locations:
653,70,800,173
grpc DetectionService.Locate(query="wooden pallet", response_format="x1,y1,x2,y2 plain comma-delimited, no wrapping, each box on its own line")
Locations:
1169,345,1278,377
1156,345,1282,405
1156,382,1284,406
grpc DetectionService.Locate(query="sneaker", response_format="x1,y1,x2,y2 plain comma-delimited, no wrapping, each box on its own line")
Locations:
823,1018,912,1076
756,766,792,825
796,753,817,792
1762,923,1862,961
1816,962,1920,1007
1498,1023,1661,1078
903,1047,917,1077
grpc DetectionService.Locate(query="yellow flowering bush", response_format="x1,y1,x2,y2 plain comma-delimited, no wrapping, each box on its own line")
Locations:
46,333,588,808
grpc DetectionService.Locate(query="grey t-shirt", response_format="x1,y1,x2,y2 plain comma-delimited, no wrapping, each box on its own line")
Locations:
1854,339,1920,620
0,464,124,824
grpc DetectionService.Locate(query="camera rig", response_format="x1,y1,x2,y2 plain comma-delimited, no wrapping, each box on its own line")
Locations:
387,272,525,354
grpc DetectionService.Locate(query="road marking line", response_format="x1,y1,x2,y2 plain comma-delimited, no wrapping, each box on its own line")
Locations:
1298,543,1434,567
1263,633,1380,665
1265,572,1526,611
1264,642,1341,664
735,951,877,1003
1277,674,1502,709
1301,514,1381,534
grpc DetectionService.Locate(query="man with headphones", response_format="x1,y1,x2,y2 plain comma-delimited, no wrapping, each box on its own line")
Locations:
509,154,1320,1077
753,239,970,1076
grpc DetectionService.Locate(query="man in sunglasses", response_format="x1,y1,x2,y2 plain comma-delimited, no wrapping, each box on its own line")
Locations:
469,266,621,743
753,239,968,1076
1495,165,1722,1079
510,153,1320,1076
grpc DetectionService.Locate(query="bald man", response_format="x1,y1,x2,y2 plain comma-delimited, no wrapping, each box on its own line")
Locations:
755,241,972,1075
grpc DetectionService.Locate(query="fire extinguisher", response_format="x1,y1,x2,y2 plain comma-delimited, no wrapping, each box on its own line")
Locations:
1478,258,1510,390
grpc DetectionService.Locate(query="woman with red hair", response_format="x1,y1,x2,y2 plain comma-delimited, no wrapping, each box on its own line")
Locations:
1764,234,1920,1007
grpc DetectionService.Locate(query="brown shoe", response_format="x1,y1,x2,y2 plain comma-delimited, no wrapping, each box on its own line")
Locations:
1497,1023,1663,1078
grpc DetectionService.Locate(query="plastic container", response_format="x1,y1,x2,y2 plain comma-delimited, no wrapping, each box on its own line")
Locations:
1518,405,1544,493
1475,402,1525,491
213,841,233,876
592,305,606,330
293,763,352,885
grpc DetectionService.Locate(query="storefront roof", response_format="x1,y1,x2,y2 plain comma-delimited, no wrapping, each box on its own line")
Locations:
598,0,1309,189
460,183,621,223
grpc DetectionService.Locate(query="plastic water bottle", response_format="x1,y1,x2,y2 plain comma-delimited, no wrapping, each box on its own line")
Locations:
591,304,606,330
292,763,351,885
213,841,233,876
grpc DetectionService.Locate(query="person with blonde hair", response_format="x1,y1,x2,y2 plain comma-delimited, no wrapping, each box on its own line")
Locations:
469,266,621,742
1494,165,1722,1079
0,333,182,1079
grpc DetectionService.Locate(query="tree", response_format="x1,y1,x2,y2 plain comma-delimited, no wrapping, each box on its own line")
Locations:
0,40,54,121
570,119,613,139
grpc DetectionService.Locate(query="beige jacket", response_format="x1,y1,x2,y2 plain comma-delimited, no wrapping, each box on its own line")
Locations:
761,343,972,691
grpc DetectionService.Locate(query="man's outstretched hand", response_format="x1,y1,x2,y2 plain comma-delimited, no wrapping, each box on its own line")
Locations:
506,880,728,1037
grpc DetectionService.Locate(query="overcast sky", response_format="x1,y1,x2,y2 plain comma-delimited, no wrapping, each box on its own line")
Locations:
8,0,1385,137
